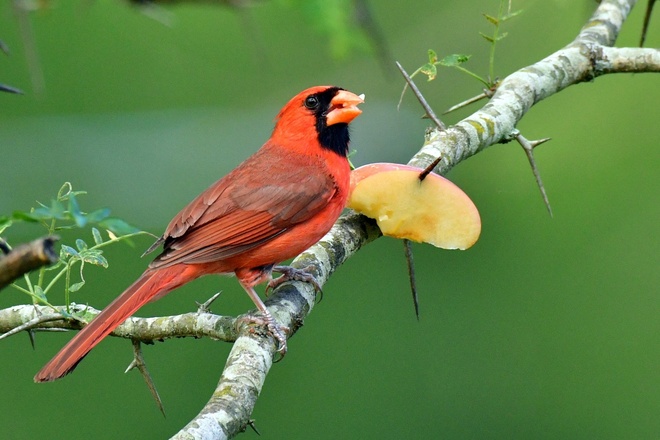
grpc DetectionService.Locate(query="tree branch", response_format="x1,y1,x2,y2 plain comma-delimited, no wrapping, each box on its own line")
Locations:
0,236,59,290
409,0,643,177
0,304,237,342
598,46,660,73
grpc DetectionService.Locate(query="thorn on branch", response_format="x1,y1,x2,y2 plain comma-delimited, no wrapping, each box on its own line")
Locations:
247,419,261,436
126,339,166,417
395,61,446,130
403,239,420,321
639,0,657,47
513,131,553,217
196,291,223,314
27,329,36,349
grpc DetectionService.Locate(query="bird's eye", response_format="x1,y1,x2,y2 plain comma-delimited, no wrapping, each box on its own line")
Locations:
304,95,320,110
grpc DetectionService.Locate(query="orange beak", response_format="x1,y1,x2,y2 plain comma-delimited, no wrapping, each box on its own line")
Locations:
325,90,365,126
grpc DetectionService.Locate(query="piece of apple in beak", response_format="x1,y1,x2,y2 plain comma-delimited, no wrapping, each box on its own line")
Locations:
348,163,481,250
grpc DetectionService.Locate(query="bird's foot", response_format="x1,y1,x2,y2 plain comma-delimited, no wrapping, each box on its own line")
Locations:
266,265,323,298
238,311,290,357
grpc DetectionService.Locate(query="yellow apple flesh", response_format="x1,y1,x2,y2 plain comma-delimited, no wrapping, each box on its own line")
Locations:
348,163,481,250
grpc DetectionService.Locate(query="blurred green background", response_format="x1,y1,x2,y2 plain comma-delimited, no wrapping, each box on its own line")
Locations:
1,0,659,438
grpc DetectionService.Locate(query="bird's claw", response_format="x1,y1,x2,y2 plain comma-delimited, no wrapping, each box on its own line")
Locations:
271,324,288,359
237,312,289,357
266,265,323,299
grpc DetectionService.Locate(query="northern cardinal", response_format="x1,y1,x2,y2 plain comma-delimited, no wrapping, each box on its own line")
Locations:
35,86,364,382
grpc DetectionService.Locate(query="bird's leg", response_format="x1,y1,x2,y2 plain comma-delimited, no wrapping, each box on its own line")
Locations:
266,265,323,297
238,280,289,356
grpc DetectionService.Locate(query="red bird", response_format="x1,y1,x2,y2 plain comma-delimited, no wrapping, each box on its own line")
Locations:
35,86,364,382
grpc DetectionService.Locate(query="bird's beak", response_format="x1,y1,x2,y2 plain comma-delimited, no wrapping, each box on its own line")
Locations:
326,90,365,126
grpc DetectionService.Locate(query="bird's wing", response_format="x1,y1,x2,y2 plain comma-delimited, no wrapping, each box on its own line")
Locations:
149,146,337,267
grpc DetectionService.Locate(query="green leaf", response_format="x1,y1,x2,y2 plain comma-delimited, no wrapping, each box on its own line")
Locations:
68,194,87,228
81,250,108,268
483,13,499,25
0,216,12,234
51,199,68,219
11,210,41,222
480,32,494,43
25,208,50,220
439,54,470,67
69,281,85,292
496,32,509,41
427,49,438,64
420,63,437,81
53,224,79,232
75,239,88,252
92,227,103,245
61,244,79,258
87,208,111,223
99,218,141,236
502,9,523,21
24,199,67,221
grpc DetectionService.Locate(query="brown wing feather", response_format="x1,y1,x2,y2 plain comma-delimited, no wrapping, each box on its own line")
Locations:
149,143,337,268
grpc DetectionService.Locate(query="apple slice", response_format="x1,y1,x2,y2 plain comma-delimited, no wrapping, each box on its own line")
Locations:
348,163,481,250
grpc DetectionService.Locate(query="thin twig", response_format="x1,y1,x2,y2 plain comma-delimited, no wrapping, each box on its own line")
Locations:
443,92,489,114
395,61,446,130
443,82,497,115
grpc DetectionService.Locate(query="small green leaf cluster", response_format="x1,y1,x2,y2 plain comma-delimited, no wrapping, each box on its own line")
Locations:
419,50,472,83
481,2,522,83
1,182,148,311
399,1,522,109
398,51,476,110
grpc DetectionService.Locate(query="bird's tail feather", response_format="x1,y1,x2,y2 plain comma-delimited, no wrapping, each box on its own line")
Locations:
34,265,198,383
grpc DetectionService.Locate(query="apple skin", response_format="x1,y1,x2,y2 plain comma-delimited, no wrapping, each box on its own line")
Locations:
348,163,481,250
